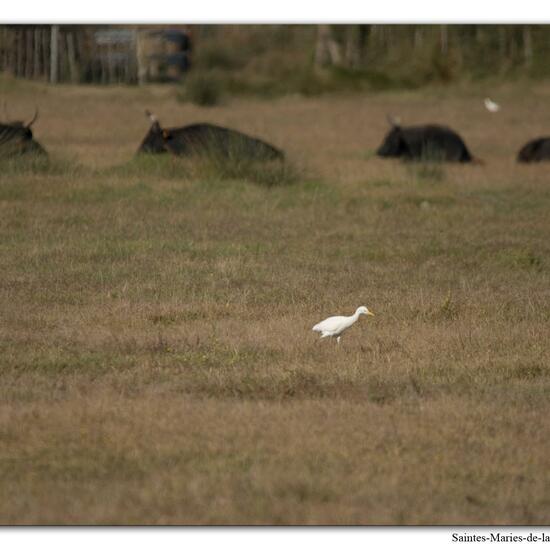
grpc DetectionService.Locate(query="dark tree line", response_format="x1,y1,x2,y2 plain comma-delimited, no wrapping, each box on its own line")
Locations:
0,25,548,85
314,25,540,76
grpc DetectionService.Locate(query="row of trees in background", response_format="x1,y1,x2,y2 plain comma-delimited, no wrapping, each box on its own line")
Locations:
314,25,538,77
181,25,550,104
0,25,548,87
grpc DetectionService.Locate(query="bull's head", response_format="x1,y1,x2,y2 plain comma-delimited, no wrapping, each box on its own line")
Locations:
376,115,408,158
137,110,169,154
138,109,184,155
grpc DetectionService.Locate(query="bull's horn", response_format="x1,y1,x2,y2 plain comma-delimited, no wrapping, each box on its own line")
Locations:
386,114,401,127
145,109,158,123
26,108,39,128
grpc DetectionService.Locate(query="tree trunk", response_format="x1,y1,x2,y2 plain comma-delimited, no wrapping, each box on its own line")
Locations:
58,28,67,82
107,42,115,83
33,28,41,78
440,25,448,55
344,26,357,68
2,28,11,75
136,29,148,85
357,25,369,67
475,25,483,44
42,28,49,80
523,25,533,67
66,31,78,82
50,25,59,83
414,26,423,50
25,28,33,78
344,25,369,68
314,25,342,68
16,29,24,77
499,26,507,72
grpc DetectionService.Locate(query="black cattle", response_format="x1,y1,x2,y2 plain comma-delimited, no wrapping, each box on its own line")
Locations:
137,111,284,161
376,117,477,163
517,137,550,163
0,109,46,158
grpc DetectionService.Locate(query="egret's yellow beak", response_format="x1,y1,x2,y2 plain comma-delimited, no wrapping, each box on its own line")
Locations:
367,311,375,317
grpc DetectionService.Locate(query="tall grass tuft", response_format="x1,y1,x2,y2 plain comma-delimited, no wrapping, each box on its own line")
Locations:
406,162,446,184
180,72,223,107
188,139,299,187
115,149,300,187
0,155,82,177
107,154,194,181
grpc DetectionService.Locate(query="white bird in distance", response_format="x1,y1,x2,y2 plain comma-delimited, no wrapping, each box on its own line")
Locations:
312,306,375,345
484,97,501,113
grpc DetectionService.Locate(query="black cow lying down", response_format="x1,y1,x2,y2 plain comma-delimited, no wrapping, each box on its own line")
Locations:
517,137,550,163
137,111,284,161
376,117,478,163
0,109,46,158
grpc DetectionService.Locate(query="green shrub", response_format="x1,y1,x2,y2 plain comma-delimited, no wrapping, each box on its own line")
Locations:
194,46,245,71
181,72,223,107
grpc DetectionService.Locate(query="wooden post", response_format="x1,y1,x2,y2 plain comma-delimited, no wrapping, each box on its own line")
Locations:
50,24,59,83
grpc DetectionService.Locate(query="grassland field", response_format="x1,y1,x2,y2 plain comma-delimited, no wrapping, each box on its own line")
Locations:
1,77,550,524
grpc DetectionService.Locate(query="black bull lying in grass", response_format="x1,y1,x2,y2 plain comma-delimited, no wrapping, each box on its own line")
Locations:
517,137,550,162
137,111,284,161
376,117,479,163
0,109,46,158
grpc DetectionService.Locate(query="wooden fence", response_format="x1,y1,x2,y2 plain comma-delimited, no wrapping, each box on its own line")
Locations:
0,25,191,84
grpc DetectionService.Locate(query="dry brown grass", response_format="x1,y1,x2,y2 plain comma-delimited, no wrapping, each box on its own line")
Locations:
1,76,550,525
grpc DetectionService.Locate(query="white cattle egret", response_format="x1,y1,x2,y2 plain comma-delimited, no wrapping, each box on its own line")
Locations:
312,306,375,344
484,98,500,113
